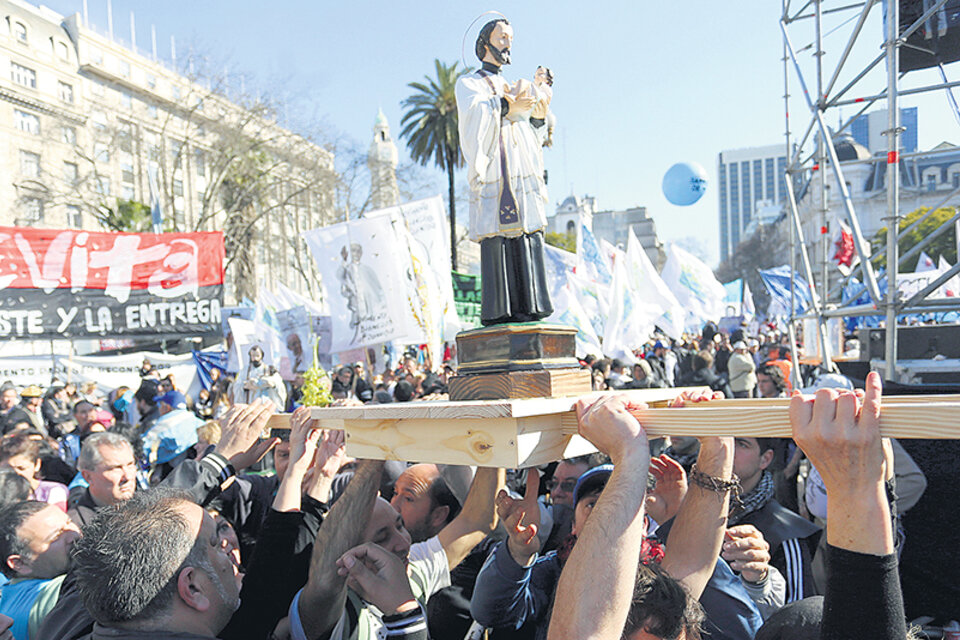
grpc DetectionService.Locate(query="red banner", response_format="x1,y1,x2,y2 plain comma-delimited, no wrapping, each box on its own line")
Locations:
0,227,224,338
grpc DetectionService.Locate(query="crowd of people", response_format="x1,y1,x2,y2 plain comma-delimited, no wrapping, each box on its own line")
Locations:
0,320,951,640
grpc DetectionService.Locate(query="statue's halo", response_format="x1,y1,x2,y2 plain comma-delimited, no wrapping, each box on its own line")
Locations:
461,10,509,69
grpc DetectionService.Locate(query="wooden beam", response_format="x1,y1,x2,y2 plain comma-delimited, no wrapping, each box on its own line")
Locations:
270,390,960,468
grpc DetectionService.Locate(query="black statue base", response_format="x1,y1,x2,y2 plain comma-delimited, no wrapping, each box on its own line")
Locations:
480,232,553,326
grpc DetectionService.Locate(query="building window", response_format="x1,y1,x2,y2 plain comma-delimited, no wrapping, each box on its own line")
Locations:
94,143,110,163
195,150,206,177
61,125,77,145
953,173,959,189
173,179,184,197
90,81,104,97
119,60,131,78
10,62,36,88
91,110,108,132
146,73,156,89
58,81,74,103
19,151,40,177
13,21,26,43
121,162,135,184
14,109,40,135
118,121,134,152
121,92,132,109
148,104,158,119
95,176,111,196
170,140,184,169
89,46,103,65
22,198,43,222
63,161,78,183
926,174,937,192
57,41,70,61
172,85,181,101
122,185,135,200
67,205,82,228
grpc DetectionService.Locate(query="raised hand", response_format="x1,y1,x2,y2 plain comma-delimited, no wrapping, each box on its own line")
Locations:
336,543,418,616
645,455,687,524
495,468,541,566
214,399,278,470
303,428,348,503
789,373,885,498
721,524,772,584
287,406,322,476
575,394,649,466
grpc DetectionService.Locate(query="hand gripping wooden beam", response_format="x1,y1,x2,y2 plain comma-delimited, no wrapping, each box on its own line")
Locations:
263,389,960,468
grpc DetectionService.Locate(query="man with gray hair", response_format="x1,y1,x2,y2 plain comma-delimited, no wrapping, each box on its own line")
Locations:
67,432,138,528
71,488,241,640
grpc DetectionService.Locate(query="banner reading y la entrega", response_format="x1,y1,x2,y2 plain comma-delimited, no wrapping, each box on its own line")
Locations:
0,226,224,338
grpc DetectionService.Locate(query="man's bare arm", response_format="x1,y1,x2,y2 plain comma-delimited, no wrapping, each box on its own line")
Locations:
661,436,735,600
437,467,504,571
298,459,385,640
547,395,650,640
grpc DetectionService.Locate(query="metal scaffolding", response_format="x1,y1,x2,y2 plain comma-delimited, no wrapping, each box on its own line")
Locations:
780,0,960,382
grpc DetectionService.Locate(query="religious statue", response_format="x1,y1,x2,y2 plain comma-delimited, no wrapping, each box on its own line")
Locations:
456,18,554,326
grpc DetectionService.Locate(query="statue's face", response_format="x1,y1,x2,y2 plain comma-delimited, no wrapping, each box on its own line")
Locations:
487,22,513,65
535,66,548,84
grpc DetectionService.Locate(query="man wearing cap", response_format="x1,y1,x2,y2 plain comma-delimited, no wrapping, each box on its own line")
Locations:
647,341,678,387
728,341,758,398
16,386,45,435
140,390,200,479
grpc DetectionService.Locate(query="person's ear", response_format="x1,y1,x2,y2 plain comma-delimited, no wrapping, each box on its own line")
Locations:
31,459,41,478
429,505,450,531
759,449,775,471
7,555,27,576
176,566,211,612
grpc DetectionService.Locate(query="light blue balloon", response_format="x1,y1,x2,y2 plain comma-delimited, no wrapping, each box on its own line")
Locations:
662,162,708,206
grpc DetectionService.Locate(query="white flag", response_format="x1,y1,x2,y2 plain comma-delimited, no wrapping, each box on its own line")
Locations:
938,256,960,297
660,244,727,328
743,281,756,321
602,251,658,362
916,250,937,272
624,229,684,339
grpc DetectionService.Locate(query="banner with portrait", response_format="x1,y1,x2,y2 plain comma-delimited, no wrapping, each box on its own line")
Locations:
303,216,420,352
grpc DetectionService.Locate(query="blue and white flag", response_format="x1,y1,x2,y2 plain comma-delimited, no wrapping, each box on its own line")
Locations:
758,265,814,318
660,244,726,328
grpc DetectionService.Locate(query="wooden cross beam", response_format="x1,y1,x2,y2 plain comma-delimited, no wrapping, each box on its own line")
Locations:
264,388,960,468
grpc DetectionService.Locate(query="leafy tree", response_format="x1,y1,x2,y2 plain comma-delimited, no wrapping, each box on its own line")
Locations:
545,231,576,253
96,199,154,233
400,59,471,271
870,206,958,271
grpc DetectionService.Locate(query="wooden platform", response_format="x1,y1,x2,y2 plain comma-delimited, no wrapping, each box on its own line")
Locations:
298,390,960,468
447,368,592,401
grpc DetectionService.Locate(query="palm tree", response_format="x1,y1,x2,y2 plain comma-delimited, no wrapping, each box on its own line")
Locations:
400,59,471,271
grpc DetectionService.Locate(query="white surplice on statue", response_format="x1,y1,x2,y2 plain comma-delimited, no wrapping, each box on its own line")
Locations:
304,216,420,352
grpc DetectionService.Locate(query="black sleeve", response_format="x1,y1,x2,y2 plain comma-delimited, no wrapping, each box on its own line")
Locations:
220,509,306,640
500,97,509,118
160,452,234,506
820,545,906,640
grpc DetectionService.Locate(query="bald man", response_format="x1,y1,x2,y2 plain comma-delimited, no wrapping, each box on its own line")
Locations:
391,464,466,543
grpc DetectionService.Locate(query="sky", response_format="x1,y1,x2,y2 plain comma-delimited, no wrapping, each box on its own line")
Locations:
35,0,960,266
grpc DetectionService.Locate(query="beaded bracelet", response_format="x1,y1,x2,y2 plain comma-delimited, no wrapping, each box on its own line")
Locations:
689,463,742,507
